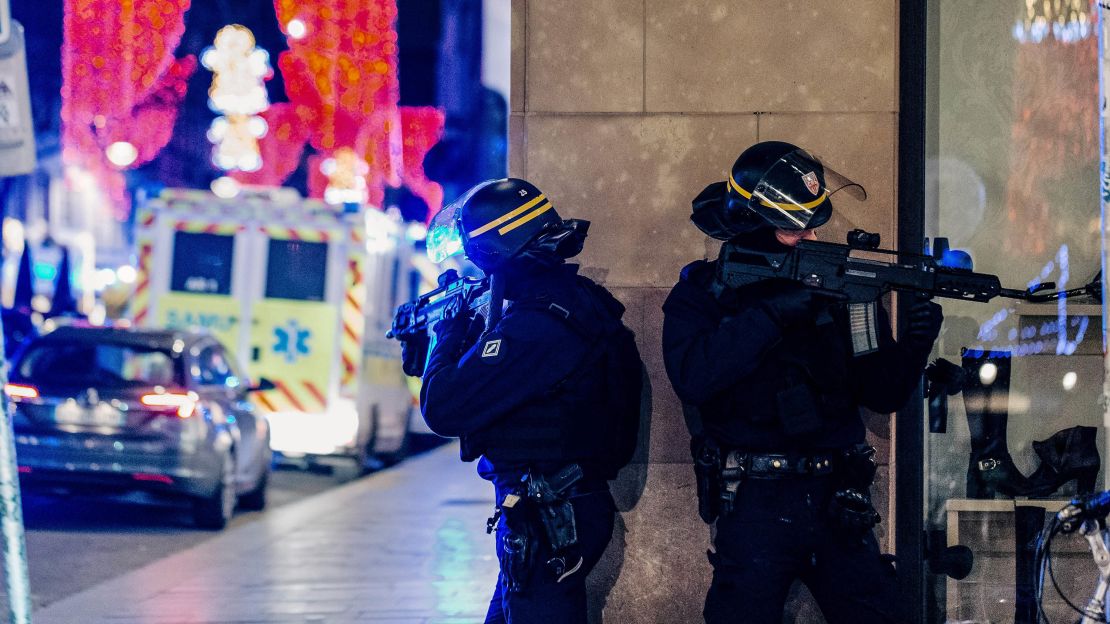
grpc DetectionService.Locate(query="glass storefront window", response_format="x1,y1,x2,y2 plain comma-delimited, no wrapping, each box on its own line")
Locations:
924,1,1104,622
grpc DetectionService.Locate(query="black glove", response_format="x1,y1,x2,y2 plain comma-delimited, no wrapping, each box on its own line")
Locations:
400,333,430,377
743,279,845,328
904,294,943,349
428,295,486,366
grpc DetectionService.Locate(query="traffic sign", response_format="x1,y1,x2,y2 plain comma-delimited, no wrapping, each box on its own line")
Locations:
0,20,35,177
0,0,9,46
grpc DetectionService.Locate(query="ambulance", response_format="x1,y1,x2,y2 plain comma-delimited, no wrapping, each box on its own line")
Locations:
131,187,424,472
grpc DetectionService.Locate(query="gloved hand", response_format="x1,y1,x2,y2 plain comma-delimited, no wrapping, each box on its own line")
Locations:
400,332,430,377
428,294,486,366
904,293,943,349
744,279,845,328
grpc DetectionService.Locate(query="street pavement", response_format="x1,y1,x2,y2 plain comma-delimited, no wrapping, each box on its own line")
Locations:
33,441,500,623
17,466,348,611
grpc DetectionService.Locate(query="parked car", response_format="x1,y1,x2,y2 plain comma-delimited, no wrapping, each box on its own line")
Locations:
5,325,273,529
2,306,37,360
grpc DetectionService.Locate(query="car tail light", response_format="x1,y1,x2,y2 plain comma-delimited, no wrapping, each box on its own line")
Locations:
140,392,198,419
132,473,173,484
4,384,39,400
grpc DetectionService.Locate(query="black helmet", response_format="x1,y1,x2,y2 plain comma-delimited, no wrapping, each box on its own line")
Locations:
723,141,865,232
454,178,563,272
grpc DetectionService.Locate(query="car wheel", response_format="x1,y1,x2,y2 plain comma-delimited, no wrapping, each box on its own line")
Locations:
193,451,236,530
237,468,268,511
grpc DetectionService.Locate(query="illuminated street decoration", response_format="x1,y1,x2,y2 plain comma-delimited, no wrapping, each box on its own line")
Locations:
201,25,272,172
321,147,370,205
225,103,310,189
400,107,447,220
61,0,195,218
242,0,444,218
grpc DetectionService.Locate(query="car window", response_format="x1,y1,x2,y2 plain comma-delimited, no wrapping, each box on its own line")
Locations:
265,239,328,301
171,232,234,295
221,348,248,390
16,342,181,389
195,344,240,388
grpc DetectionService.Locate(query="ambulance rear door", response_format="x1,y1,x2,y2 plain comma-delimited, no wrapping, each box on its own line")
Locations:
135,201,249,361
249,214,353,459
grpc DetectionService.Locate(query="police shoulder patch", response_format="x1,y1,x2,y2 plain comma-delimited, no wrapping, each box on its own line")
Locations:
480,332,505,364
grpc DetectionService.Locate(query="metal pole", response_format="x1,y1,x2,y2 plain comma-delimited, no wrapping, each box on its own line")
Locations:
0,317,31,623
0,15,36,621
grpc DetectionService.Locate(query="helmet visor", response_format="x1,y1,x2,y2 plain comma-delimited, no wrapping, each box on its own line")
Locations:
425,201,464,263
736,149,867,230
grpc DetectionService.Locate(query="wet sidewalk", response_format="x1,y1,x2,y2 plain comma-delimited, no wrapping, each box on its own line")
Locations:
34,441,500,623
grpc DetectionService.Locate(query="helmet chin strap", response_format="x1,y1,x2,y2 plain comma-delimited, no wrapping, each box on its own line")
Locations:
484,272,506,335
485,219,591,312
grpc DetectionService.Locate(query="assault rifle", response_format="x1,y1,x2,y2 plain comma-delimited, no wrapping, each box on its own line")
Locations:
717,229,1070,304
386,269,490,341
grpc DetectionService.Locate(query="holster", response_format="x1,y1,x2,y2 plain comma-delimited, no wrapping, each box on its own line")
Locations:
526,464,583,552
692,436,723,524
499,503,535,594
688,435,741,521
827,444,881,534
837,444,878,490
490,464,589,593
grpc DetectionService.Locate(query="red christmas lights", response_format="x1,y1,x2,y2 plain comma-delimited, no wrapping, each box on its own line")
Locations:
61,0,195,218
269,0,443,218
229,104,310,187
400,106,446,222
61,0,443,221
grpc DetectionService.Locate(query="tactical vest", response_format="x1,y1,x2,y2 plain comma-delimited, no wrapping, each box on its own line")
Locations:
459,341,609,466
701,278,866,449
459,284,635,476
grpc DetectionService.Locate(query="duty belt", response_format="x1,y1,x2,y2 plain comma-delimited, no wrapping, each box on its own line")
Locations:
719,451,837,517
723,451,837,479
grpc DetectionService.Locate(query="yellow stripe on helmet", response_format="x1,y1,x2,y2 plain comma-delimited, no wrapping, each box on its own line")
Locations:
728,172,828,211
469,194,548,237
498,201,554,235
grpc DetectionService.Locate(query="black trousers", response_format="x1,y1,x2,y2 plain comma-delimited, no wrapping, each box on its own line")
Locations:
704,477,901,624
485,489,615,624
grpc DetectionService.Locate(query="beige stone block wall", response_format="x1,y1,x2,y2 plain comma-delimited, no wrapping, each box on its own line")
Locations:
510,1,900,621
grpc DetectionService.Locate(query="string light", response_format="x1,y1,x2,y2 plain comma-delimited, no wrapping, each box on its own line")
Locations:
322,147,370,205
271,0,443,217
202,25,272,172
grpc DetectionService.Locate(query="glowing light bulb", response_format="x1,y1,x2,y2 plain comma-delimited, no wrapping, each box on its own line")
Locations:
116,265,137,284
211,176,241,198
286,19,307,39
106,142,138,168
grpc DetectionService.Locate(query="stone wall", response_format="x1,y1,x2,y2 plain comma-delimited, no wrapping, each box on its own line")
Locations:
508,2,901,621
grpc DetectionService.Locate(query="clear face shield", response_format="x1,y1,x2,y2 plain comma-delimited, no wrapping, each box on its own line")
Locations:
425,200,465,263
743,149,868,230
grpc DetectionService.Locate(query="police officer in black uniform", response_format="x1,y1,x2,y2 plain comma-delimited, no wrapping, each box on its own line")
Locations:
662,141,942,624
403,178,642,624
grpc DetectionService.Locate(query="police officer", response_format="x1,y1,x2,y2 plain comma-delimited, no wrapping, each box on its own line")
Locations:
403,178,642,624
662,141,942,623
